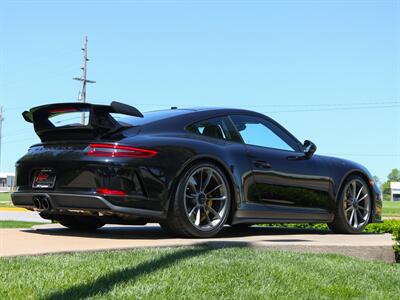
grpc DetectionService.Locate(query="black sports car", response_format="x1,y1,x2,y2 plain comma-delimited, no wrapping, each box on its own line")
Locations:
11,101,382,237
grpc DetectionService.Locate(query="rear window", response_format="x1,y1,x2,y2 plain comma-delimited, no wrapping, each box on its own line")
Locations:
116,109,193,126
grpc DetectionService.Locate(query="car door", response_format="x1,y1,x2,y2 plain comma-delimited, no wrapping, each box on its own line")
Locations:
229,114,333,222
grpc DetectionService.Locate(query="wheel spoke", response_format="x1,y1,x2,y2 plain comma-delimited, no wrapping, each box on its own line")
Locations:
349,209,355,225
195,208,201,226
209,196,227,201
351,181,357,198
207,206,221,220
357,194,368,202
188,177,198,193
199,168,204,192
357,209,367,221
353,210,358,228
188,206,197,218
206,184,223,195
358,206,368,213
201,170,213,192
345,206,353,212
356,186,363,201
205,208,212,225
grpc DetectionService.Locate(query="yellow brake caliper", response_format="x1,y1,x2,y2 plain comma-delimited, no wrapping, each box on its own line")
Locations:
201,199,213,222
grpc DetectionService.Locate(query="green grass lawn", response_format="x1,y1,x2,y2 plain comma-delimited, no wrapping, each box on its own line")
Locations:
0,221,44,228
0,192,13,207
1,247,399,300
383,201,400,217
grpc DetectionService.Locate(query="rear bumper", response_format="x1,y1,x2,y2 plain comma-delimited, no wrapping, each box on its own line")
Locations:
11,191,165,220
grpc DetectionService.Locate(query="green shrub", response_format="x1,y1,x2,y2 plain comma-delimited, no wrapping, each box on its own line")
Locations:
365,219,400,234
259,220,400,262
259,220,400,234
261,223,329,230
392,227,400,262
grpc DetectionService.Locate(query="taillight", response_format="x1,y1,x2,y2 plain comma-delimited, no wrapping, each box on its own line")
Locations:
96,188,127,196
87,143,157,158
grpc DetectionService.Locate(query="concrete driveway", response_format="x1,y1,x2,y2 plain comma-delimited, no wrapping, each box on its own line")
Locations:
0,224,395,262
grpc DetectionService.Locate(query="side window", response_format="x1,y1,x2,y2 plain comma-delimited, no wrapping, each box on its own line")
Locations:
230,115,296,151
188,117,237,141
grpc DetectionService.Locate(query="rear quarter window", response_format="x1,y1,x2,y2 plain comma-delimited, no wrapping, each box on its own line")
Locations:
187,117,240,141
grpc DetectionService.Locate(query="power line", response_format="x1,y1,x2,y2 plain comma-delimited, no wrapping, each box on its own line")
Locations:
319,153,399,157
238,101,400,108
262,104,400,114
2,100,399,111
1,101,398,141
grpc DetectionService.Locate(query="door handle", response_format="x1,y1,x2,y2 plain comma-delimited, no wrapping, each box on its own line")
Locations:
253,160,272,169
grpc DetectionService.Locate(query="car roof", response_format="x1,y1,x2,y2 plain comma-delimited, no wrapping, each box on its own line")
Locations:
146,107,257,115
118,107,261,127
119,106,303,148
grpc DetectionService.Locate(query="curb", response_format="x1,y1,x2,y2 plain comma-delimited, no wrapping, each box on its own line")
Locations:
0,207,29,212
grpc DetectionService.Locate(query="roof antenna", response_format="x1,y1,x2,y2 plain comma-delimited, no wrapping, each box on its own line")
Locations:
73,36,96,124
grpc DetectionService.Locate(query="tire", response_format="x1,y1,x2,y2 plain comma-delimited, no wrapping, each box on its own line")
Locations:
160,162,232,238
328,175,372,234
58,215,105,231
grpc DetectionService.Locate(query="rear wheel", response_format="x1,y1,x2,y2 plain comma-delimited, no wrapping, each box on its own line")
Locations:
58,216,105,231
328,175,371,234
160,162,231,238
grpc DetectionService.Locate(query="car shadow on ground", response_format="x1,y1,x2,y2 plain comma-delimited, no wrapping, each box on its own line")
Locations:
43,242,247,300
20,224,370,240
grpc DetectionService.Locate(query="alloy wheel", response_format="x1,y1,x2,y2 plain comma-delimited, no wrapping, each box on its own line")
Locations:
183,167,229,232
343,179,371,229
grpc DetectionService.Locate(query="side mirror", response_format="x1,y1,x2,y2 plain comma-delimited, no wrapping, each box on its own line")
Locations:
303,140,317,159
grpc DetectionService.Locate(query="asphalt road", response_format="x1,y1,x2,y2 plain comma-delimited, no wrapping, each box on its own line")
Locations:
0,224,395,262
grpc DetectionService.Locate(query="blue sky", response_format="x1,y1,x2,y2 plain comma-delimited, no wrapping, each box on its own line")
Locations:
0,0,399,182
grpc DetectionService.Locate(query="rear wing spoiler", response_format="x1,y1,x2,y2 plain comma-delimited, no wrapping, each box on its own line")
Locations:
22,101,143,142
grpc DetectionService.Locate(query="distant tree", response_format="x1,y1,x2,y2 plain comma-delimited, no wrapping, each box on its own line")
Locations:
387,168,400,182
382,168,400,195
373,175,380,185
382,181,391,195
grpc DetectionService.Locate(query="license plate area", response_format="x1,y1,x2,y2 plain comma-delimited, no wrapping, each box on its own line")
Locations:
32,170,56,189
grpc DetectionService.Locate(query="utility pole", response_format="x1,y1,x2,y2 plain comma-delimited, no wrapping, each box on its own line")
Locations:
0,107,4,172
73,36,95,124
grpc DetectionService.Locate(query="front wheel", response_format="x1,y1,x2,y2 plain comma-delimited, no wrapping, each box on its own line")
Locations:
161,162,231,238
58,216,105,231
328,175,371,234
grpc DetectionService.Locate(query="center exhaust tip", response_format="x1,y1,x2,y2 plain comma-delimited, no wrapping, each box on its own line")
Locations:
33,197,43,209
41,197,51,210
